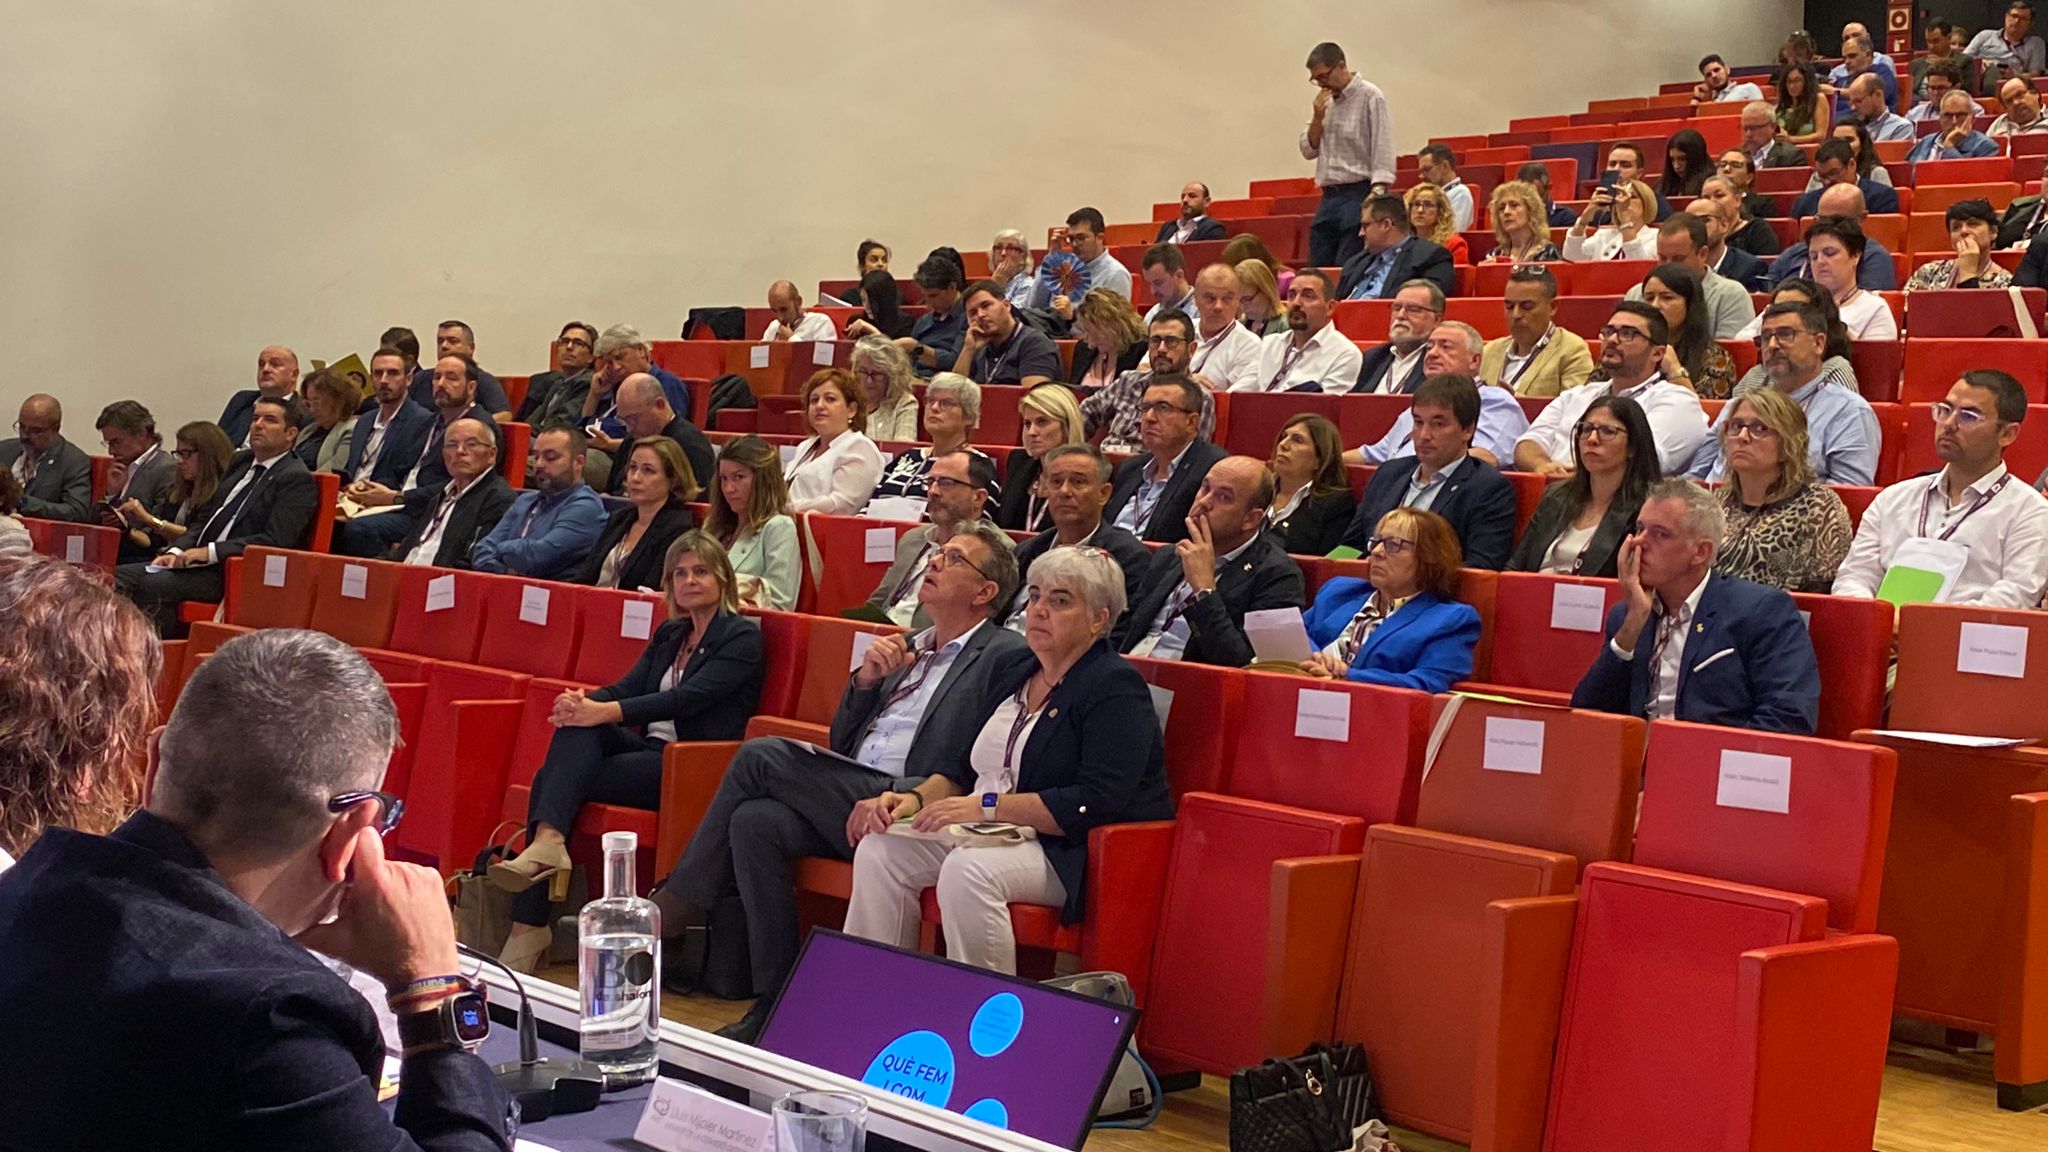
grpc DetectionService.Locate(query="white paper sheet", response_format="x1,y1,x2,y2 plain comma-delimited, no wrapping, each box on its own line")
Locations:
1294,688,1351,741
64,535,84,563
849,629,880,671
619,599,654,640
262,554,287,587
748,344,770,369
1244,607,1314,663
864,496,927,523
1483,716,1546,775
1957,621,2028,679
340,564,369,600
1149,684,1174,733
1716,750,1792,814
1866,729,2032,748
518,585,550,626
864,526,898,563
812,341,836,366
424,574,456,614
1549,583,1606,633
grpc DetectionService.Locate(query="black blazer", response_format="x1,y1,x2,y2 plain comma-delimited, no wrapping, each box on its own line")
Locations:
1354,342,1427,395
1336,237,1457,301
1507,484,1641,578
1103,439,1227,545
172,451,319,559
1271,487,1357,558
1156,216,1227,243
0,811,511,1150
571,503,695,590
1013,522,1150,628
403,405,502,501
1715,246,1768,293
1066,340,1146,389
1339,455,1517,570
408,365,509,415
995,450,1045,531
1115,530,1305,666
936,643,1174,923
393,472,517,569
1999,194,2045,250
611,417,716,503
829,622,1029,784
216,390,318,446
591,612,764,741
1728,214,1783,257
341,400,437,489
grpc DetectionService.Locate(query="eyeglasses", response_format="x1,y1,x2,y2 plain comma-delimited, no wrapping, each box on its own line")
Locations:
992,242,1029,255
927,474,979,492
1366,535,1416,556
1754,328,1813,347
1724,419,1777,440
1931,401,1993,427
12,422,52,436
925,397,962,411
558,336,593,349
1388,302,1442,318
930,547,992,581
329,790,405,836
1138,401,1196,417
1147,335,1188,347
1597,326,1651,343
1573,421,1626,442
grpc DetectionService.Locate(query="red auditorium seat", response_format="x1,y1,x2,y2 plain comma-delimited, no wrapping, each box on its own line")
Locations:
24,517,121,572
1550,296,1624,340
799,515,905,615
1221,392,1340,458
789,616,899,730
228,546,321,629
1443,298,1509,340
1458,572,1625,704
1471,262,1573,296
501,677,662,893
1891,603,2048,739
1227,672,1430,823
1567,260,1658,297
1789,591,1891,740
498,424,530,489
474,576,582,678
308,556,403,648
384,660,531,871
1900,339,2048,403
1904,287,2048,337
1899,403,2048,484
569,587,669,685
1332,299,1392,342
1125,657,1244,799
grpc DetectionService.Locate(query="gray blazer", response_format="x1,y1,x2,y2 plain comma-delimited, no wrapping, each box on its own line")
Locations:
864,524,1015,633
0,435,94,523
113,447,177,513
827,621,1027,790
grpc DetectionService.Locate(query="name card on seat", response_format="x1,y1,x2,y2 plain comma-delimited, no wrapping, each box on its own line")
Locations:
1550,583,1605,633
1295,688,1350,741
620,599,654,640
424,574,456,614
341,564,369,600
1717,750,1792,814
263,554,288,587
519,585,550,626
1957,621,2028,679
1483,716,1546,774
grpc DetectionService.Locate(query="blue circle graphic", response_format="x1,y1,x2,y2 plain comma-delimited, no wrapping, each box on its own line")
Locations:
861,1030,956,1108
969,992,1025,1057
963,1098,1011,1129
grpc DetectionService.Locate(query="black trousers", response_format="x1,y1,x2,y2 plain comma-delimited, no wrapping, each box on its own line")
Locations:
332,512,413,558
513,723,664,927
1308,181,1371,267
114,562,226,639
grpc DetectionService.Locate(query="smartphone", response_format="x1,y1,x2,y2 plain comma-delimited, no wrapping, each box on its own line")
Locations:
1598,170,1621,189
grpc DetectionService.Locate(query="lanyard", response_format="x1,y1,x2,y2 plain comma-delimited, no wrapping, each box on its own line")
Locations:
1025,493,1048,533
981,327,1025,382
1266,339,1312,391
878,645,938,712
1190,323,1236,376
1498,327,1555,389
518,495,550,539
889,542,937,605
1917,472,2012,540
1002,675,1057,773
420,481,464,540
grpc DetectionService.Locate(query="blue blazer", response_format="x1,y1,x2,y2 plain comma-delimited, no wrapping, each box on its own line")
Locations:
1339,455,1518,570
1569,573,1819,734
937,642,1174,923
1303,578,1481,693
1789,179,1898,219
591,611,764,740
340,400,437,489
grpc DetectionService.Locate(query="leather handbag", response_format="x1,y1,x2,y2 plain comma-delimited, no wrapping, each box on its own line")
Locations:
450,823,586,957
1228,1043,1380,1152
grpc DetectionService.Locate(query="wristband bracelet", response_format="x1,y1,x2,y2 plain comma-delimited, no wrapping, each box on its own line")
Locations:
388,975,467,1008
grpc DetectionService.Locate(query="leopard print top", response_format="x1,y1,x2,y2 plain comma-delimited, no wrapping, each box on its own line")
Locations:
1713,481,1854,593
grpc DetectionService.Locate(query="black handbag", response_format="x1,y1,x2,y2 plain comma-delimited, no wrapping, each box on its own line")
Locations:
660,892,754,1001
1229,1043,1380,1152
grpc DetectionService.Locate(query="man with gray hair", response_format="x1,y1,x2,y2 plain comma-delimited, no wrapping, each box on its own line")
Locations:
0,629,514,1146
580,323,692,450
1570,478,1819,733
610,373,715,499
1351,323,1530,466
1354,279,1443,395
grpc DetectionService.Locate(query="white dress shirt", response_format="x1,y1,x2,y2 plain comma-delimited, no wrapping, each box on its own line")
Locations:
1402,454,1467,513
183,448,291,565
1370,345,1427,395
1562,228,1659,263
1610,571,1711,721
1298,75,1396,188
1517,374,1708,474
118,444,163,500
851,622,985,777
1441,179,1475,232
785,431,885,515
1187,319,1266,393
402,473,485,567
1835,290,1899,341
1243,323,1365,394
1832,463,2048,608
764,311,840,342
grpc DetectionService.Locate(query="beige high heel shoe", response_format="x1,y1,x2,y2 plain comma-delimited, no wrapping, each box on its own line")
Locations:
499,925,553,975
487,838,573,900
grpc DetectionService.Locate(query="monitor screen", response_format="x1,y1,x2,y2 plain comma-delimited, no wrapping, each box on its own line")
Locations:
758,930,1139,1149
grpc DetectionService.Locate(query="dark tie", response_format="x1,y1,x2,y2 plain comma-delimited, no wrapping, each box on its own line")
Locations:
197,463,267,546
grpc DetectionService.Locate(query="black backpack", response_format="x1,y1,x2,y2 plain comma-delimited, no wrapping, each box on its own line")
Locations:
704,373,757,429
682,307,746,341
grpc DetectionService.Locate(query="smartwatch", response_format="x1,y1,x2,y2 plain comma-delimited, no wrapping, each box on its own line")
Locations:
395,976,490,1056
982,791,1000,820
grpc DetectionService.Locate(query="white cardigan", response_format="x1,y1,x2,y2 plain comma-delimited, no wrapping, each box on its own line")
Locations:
786,431,884,515
1563,226,1659,263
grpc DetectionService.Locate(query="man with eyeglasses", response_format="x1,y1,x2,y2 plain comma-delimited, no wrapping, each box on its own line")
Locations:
1,394,93,522
1964,2,2047,91
1910,57,1967,124
1082,312,1216,450
1336,195,1455,303
1338,374,1518,570
391,418,515,569
1243,270,1364,394
609,373,715,501
1354,280,1442,395
647,521,1025,1042
1300,41,1395,267
579,324,693,447
1740,101,1805,170
1480,266,1595,397
1907,88,2002,163
1183,262,1265,393
1847,73,1917,143
340,347,435,491
1117,454,1303,665
1350,323,1529,468
335,353,503,558
1686,302,1879,485
0,630,518,1147
1571,478,1820,733
1104,375,1228,546
517,321,600,430
1823,33,1898,123
1003,445,1148,633
1834,370,2048,609
95,400,175,559
989,231,1037,309
865,451,1010,630
1514,302,1709,477
1788,139,1901,219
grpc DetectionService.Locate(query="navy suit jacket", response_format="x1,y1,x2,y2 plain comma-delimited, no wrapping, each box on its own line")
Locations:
1569,573,1819,734
1715,246,1768,293
172,451,319,559
1301,579,1482,693
408,366,509,415
1789,179,1899,219
591,611,763,740
935,642,1174,923
1156,216,1227,243
1355,342,1427,395
217,390,319,447
1338,455,1518,570
0,811,511,1150
1336,237,1458,300
1103,439,1227,545
340,400,437,488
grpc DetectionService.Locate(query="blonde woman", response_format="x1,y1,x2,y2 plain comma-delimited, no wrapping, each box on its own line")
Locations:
1711,388,1852,592
1564,179,1660,261
1485,180,1564,264
1404,183,1469,265
707,435,799,610
851,336,920,441
997,384,1087,532
1235,259,1289,337
1066,289,1147,391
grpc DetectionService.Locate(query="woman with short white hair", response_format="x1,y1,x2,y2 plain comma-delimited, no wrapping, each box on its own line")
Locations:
990,230,1036,308
851,336,920,441
841,545,1172,974
865,373,1000,506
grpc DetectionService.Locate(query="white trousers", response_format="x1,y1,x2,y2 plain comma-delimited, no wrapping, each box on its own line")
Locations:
841,835,1067,975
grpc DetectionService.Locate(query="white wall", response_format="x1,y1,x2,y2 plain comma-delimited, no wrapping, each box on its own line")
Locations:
0,1,1797,436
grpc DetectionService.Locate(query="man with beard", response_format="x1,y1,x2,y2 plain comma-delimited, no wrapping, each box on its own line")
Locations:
1479,266,1595,396
1082,312,1216,452
340,347,435,490
1684,301,1880,485
1514,303,1709,477
407,320,509,416
955,280,1060,388
469,425,607,579
1354,280,1443,395
1157,182,1226,244
1242,271,1363,393
333,353,502,557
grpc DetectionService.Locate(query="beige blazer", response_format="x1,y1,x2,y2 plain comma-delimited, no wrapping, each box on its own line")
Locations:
1479,328,1596,397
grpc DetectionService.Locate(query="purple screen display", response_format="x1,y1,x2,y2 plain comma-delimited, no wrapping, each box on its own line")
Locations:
759,932,1135,1148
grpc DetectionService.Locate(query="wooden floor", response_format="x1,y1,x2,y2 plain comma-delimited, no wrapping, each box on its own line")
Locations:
537,964,2048,1151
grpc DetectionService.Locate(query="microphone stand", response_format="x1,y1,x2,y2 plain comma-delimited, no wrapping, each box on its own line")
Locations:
457,942,605,1120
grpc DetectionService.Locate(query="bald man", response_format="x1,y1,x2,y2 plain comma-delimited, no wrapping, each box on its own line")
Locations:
1114,454,1305,667
764,281,838,342
1185,263,1265,392
1157,182,1227,244
609,372,715,499
1766,183,1899,290
1849,73,1916,141
392,417,515,569
1,394,93,522
219,345,315,445
1991,75,2048,135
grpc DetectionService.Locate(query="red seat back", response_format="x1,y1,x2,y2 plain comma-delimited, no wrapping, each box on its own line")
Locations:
1127,658,1244,799
310,472,341,551
386,662,531,869
26,518,121,572
1228,673,1430,824
506,677,584,792
1788,592,1891,740
1899,403,2048,484
1902,287,2048,337
229,546,320,629
1568,260,1659,296
474,577,581,678
1900,339,2048,404
1480,573,1624,694
569,587,669,685
310,557,403,648
1551,295,1625,340
744,609,810,718
385,566,492,664
793,616,901,726
1332,394,1415,454
800,514,903,616
1892,603,2048,738
1221,392,1342,459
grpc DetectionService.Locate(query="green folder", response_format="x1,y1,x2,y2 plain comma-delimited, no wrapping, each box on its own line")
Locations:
1876,565,1946,608
1325,545,1362,561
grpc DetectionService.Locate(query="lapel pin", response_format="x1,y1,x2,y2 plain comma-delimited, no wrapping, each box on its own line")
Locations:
1694,623,1705,633
1049,707,1059,718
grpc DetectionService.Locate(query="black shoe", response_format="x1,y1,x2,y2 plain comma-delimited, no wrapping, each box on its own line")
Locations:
715,998,774,1045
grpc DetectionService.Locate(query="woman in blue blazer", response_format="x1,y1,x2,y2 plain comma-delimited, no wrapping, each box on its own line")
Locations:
840,546,1173,974
493,530,765,969
1301,507,1481,693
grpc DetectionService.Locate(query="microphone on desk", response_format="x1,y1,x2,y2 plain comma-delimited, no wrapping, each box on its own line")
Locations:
457,942,604,1121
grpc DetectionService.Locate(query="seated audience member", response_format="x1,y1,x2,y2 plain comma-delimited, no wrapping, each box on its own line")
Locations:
1729,278,1862,395
1992,75,2048,135
1159,181,1227,243
116,397,317,637
1704,166,1782,257
998,385,1087,533
0,474,30,558
1766,185,1899,289
989,229,1037,309
408,320,510,416
1351,327,1531,467
1517,161,1580,228
1571,479,1821,733
218,345,310,445
1825,33,1898,121
1908,89,2003,161
648,523,1025,1036
1658,128,1712,202
1236,258,1291,337
1268,414,1358,557
294,369,360,475
869,452,1007,629
573,437,698,589
844,271,911,341
1228,232,1294,297
1481,266,1595,397
2001,180,2048,251
0,554,159,869
1564,179,1660,262
469,426,607,579
708,436,799,611
341,347,435,490
833,239,890,307
1067,288,1149,392
1184,262,1266,392
898,256,967,379
1691,302,1880,484
95,401,175,558
1483,180,1563,264
1694,53,1765,105
1846,73,1916,142
1405,181,1469,265
869,375,997,507
1621,213,1758,338
1800,216,1899,340
378,324,421,377
785,369,886,514
518,321,599,429
1790,139,1900,218
493,532,764,970
1085,310,1226,449
1354,280,1444,396
1140,244,1198,326
581,324,692,447
1117,455,1302,664
1512,396,1658,577
1516,302,1710,475
844,546,1172,977
2,394,92,523
1033,207,1133,322
1905,200,2014,292
763,280,838,342
1834,371,2048,607
333,353,501,557
1687,193,1766,292
1244,271,1365,393
1417,143,1476,231
1776,66,1832,148
610,373,714,499
1744,99,1808,168
1910,55,1968,122
121,422,232,559
1104,375,1227,544
956,280,1062,388
1820,120,1896,189
1637,263,1739,398
391,418,514,569
1337,195,1456,301
1910,18,1961,103
1303,508,1481,690
1965,3,2047,90
1340,374,1518,569
1600,142,1673,218
0,629,516,1145
1711,390,1853,592
852,336,922,441
1004,445,1148,630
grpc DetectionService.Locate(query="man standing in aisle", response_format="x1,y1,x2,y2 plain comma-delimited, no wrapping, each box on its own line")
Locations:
1300,42,1394,267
